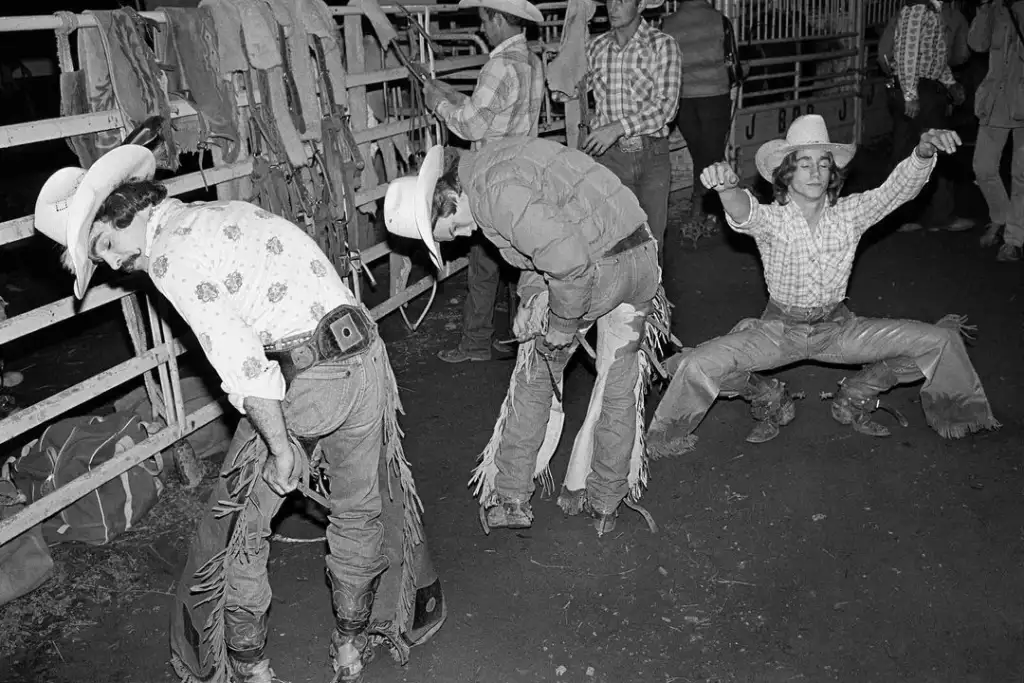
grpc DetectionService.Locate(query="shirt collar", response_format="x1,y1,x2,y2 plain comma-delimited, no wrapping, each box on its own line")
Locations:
490,32,526,58
144,197,185,254
605,18,652,52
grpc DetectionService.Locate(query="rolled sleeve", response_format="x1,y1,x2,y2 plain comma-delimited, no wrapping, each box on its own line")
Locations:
841,150,936,234
484,183,595,328
149,249,286,415
724,190,771,236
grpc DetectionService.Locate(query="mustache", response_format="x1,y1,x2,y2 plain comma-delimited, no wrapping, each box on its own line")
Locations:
119,253,142,272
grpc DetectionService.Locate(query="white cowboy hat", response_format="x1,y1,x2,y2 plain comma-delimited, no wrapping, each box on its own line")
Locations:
383,145,445,270
34,145,157,299
457,0,544,23
754,114,856,182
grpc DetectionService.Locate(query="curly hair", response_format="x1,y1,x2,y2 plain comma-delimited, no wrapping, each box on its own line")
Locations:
95,180,168,229
430,148,464,228
59,179,168,274
771,150,846,206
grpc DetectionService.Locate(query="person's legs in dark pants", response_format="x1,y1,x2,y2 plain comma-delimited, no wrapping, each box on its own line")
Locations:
438,238,512,363
897,80,970,232
676,94,732,221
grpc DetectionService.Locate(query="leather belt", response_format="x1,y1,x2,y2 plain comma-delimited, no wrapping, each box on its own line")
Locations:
264,304,376,387
604,223,654,259
616,134,665,153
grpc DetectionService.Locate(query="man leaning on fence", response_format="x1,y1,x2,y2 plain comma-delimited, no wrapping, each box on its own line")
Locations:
580,0,682,264
32,145,446,683
420,0,545,364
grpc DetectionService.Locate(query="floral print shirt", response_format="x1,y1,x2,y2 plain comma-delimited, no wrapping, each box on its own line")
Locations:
145,198,357,414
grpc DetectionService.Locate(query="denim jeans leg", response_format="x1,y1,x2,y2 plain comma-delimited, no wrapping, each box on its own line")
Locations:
637,139,672,262
316,361,390,598
1006,127,1024,246
815,315,998,436
647,319,793,452
494,343,575,501
461,240,501,354
972,126,1010,226
586,302,649,512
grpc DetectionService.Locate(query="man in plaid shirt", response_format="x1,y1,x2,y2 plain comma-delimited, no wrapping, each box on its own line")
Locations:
890,0,972,233
582,0,682,263
422,0,545,363
646,115,999,457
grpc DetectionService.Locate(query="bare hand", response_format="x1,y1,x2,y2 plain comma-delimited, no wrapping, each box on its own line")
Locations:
422,79,449,111
262,442,301,496
948,82,966,106
904,98,920,119
916,129,962,158
700,162,740,192
538,327,575,356
582,123,625,157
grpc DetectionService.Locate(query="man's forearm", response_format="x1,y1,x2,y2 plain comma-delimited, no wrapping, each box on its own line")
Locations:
244,396,291,457
720,188,752,225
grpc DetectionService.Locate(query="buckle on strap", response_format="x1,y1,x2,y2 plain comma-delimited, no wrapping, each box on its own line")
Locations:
265,304,375,385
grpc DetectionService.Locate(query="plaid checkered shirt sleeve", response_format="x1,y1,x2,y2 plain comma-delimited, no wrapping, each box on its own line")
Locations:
894,3,956,102
725,152,937,308
435,37,543,143
587,21,683,138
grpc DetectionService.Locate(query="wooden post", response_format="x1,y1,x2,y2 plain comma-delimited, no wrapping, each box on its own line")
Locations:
343,13,377,253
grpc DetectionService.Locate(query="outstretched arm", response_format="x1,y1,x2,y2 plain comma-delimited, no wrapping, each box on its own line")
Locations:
700,162,757,231
843,129,960,235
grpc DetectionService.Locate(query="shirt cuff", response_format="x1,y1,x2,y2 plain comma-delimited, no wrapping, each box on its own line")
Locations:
911,148,939,169
724,190,760,231
547,310,581,336
226,364,287,414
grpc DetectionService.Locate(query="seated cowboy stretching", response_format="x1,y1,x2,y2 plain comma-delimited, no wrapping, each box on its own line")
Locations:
33,146,445,683
646,115,999,458
383,137,668,536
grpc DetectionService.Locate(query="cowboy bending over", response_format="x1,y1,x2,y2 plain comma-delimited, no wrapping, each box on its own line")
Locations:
383,137,667,535
646,115,999,458
33,146,445,683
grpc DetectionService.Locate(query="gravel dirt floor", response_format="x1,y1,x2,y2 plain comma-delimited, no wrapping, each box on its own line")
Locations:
0,143,1022,683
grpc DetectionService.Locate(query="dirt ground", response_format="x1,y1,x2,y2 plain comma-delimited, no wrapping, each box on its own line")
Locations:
1,146,1022,683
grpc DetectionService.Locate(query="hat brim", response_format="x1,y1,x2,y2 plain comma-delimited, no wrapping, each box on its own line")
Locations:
413,146,446,270
66,145,157,299
457,0,544,23
755,140,856,183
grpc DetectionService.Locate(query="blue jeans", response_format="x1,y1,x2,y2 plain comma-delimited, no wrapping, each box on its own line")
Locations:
493,239,661,512
223,338,424,651
459,239,504,355
595,138,672,264
647,301,999,454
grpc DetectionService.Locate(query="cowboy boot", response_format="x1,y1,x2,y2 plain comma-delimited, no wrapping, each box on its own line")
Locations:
225,609,274,683
480,493,534,532
327,573,381,683
831,391,890,437
745,379,796,444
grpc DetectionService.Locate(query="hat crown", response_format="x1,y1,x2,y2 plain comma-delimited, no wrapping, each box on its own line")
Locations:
34,167,88,247
785,114,831,146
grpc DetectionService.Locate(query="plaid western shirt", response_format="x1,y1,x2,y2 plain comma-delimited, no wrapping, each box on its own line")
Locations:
894,2,957,102
587,19,683,138
435,33,544,147
725,152,937,309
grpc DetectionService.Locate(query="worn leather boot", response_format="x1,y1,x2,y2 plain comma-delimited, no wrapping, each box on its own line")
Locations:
745,379,796,444
481,493,534,532
831,393,890,437
225,609,273,683
327,573,381,683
